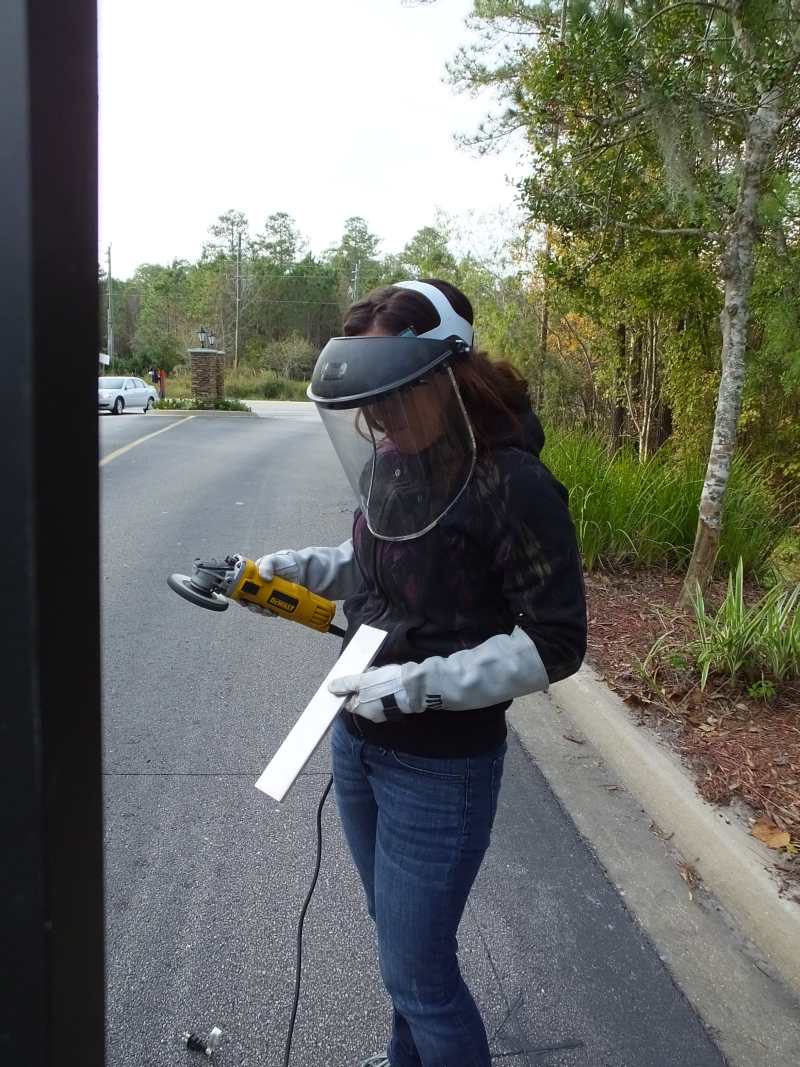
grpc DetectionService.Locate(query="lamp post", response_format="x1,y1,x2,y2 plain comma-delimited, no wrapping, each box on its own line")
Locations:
189,327,225,405
198,326,217,350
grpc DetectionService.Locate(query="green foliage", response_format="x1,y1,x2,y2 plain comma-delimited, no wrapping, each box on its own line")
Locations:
102,352,155,378
253,212,305,268
400,226,458,279
157,396,251,412
472,272,540,376
545,431,793,575
258,332,317,380
203,209,249,261
259,371,310,401
131,260,192,373
691,560,800,688
718,459,799,581
228,369,310,400
167,367,310,402
486,0,790,244
546,431,689,569
449,0,800,555
770,532,800,585
325,216,384,297
747,678,777,702
742,232,800,492
99,273,138,358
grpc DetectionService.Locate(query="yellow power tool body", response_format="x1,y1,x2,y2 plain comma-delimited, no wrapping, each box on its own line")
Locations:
167,554,344,636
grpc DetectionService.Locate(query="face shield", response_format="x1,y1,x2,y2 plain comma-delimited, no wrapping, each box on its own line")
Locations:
309,336,477,541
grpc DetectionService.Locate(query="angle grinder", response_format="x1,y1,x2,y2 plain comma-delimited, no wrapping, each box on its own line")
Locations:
168,554,345,637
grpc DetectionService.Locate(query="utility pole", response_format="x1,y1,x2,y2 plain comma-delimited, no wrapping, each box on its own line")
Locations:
234,231,241,369
106,244,114,365
350,261,360,303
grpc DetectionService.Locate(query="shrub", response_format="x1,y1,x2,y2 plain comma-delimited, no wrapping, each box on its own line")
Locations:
156,396,251,412
544,430,794,576
691,559,800,688
260,371,310,400
258,333,317,380
164,369,310,402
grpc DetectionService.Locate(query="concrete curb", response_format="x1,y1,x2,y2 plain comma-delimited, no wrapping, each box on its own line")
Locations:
146,408,256,417
520,664,800,998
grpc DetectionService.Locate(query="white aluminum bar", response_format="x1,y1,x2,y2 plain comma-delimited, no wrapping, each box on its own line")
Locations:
255,624,387,802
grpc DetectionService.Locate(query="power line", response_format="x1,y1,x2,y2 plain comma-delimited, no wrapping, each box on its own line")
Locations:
197,271,361,282
226,298,344,306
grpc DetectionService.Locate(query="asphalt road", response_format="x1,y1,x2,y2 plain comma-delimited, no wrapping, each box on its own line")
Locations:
101,411,726,1067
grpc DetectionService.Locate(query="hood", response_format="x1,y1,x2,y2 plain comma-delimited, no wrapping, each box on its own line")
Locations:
519,408,545,457
489,389,544,456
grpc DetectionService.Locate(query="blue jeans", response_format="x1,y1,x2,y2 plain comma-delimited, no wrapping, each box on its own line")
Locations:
330,715,507,1067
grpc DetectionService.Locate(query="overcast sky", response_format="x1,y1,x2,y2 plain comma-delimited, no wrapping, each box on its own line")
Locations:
98,0,524,279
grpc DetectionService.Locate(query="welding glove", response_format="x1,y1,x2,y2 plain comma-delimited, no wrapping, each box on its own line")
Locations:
242,540,362,619
328,626,549,724
257,540,360,600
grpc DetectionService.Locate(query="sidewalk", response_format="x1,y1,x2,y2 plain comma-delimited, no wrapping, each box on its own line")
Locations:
509,669,800,1066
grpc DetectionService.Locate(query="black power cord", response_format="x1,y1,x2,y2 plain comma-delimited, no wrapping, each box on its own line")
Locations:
276,772,585,1067
281,773,334,1067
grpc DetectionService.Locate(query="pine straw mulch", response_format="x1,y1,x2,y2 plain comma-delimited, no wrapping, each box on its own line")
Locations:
583,567,800,897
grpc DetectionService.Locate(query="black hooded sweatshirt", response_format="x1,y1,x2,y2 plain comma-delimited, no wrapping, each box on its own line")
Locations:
340,407,587,757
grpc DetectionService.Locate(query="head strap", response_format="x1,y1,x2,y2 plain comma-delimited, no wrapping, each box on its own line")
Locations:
393,280,474,346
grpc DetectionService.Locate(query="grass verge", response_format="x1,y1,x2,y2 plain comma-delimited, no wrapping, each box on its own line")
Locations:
545,431,794,577
166,369,310,401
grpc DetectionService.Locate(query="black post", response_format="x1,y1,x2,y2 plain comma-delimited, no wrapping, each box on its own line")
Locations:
1,1,103,1064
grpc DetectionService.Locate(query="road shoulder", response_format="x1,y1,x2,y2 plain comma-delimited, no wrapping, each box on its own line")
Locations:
509,672,800,1067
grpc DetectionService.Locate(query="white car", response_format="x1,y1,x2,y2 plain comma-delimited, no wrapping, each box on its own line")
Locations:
98,376,159,415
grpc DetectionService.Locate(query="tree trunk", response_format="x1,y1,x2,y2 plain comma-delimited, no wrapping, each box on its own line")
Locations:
655,399,672,451
680,91,785,605
629,330,642,411
640,316,664,461
537,241,550,410
639,316,654,460
610,322,627,454
534,0,568,410
583,387,597,432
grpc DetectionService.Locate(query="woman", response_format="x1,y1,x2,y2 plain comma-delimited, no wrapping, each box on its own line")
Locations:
252,279,586,1067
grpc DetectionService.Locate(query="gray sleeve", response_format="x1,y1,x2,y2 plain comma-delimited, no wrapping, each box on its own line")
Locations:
399,626,549,713
267,540,362,601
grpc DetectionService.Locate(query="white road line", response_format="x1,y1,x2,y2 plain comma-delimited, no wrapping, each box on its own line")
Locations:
99,415,195,467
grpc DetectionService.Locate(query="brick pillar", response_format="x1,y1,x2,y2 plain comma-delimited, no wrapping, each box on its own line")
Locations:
188,348,226,404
